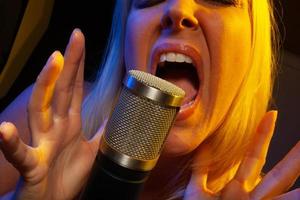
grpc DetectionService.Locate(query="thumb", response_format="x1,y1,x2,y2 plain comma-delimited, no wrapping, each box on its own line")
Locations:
0,122,37,175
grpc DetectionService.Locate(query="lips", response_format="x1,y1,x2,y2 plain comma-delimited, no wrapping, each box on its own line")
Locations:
150,43,203,120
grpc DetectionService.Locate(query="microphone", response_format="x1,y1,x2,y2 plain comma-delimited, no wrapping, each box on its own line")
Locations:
80,70,185,200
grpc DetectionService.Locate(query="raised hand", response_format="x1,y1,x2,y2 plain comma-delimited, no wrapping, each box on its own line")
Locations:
0,29,103,200
185,111,300,200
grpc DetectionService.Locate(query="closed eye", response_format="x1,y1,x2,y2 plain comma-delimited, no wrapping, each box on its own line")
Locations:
134,0,165,9
201,0,240,7
134,0,242,10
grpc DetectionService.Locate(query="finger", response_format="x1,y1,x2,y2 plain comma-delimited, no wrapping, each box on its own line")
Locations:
271,188,300,200
185,144,218,200
52,28,85,118
64,42,85,143
185,168,218,200
88,119,108,154
69,43,85,115
0,122,37,174
28,51,64,134
234,110,277,191
220,179,249,200
251,141,300,199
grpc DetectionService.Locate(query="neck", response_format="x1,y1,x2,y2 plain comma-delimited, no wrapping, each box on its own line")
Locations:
139,154,193,199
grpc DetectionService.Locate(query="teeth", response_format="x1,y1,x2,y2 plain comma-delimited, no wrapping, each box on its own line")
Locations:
166,53,176,62
175,53,185,63
185,56,192,64
160,54,167,62
159,52,193,64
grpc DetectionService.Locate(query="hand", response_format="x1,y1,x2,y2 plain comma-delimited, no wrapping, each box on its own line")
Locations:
0,29,103,200
184,111,300,200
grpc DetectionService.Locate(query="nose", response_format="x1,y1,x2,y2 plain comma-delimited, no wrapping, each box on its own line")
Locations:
161,1,198,32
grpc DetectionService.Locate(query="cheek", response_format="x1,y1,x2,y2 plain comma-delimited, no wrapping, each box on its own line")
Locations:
217,15,252,89
207,12,252,127
124,10,161,72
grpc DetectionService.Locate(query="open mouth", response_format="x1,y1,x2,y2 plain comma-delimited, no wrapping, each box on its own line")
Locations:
155,53,200,107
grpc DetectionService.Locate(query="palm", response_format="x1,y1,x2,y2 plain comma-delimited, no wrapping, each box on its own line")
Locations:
23,134,91,199
36,138,95,199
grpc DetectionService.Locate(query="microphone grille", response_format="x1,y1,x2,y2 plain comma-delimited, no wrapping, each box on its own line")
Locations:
101,70,185,170
105,88,177,160
129,70,185,97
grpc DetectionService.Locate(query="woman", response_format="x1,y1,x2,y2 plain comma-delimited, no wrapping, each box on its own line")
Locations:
0,0,299,199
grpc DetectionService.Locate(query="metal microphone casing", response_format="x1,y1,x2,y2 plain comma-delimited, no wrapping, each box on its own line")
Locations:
100,70,185,172
80,70,185,200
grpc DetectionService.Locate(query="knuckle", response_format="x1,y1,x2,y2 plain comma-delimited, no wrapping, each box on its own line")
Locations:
73,80,83,90
56,84,72,94
269,167,283,181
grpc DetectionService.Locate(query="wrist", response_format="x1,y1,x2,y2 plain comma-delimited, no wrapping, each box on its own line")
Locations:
11,177,46,200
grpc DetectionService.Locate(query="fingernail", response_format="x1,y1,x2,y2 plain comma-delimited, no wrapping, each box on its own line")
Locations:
70,28,82,41
270,110,278,124
74,28,82,34
0,121,7,128
272,110,278,121
47,51,58,64
53,51,63,64
263,110,278,133
0,122,6,142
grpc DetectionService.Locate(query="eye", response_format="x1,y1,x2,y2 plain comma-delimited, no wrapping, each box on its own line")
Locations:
134,0,165,9
203,0,240,7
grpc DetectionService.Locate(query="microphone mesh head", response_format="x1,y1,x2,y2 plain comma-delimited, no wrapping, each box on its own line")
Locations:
105,88,177,160
103,70,185,163
129,70,185,97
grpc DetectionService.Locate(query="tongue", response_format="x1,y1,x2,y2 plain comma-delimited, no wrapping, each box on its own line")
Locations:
156,63,199,105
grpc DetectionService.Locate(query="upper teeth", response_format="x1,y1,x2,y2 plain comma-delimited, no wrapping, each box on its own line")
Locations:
160,52,193,64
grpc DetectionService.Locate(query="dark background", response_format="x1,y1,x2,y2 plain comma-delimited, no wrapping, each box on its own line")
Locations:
0,0,299,190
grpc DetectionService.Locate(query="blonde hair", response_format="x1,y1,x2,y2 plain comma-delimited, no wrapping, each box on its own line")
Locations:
82,0,278,196
199,0,278,192
82,0,131,137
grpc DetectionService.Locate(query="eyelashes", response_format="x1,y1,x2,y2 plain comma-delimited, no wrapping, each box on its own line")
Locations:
134,0,164,9
203,0,239,7
134,0,240,9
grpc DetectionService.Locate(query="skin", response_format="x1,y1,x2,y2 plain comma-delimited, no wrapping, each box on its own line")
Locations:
0,31,104,200
0,0,299,199
125,0,252,156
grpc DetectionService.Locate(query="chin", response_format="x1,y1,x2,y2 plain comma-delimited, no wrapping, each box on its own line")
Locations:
161,126,202,157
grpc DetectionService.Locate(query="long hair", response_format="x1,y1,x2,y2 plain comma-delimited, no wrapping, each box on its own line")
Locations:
196,0,279,192
82,0,132,137
82,0,278,196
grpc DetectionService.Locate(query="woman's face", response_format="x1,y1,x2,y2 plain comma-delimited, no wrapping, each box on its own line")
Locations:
125,0,252,156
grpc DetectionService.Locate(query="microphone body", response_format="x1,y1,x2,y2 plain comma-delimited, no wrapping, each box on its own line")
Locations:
80,70,185,199
80,152,148,199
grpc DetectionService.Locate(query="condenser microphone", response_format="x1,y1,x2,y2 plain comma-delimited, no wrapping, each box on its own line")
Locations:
80,70,185,200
